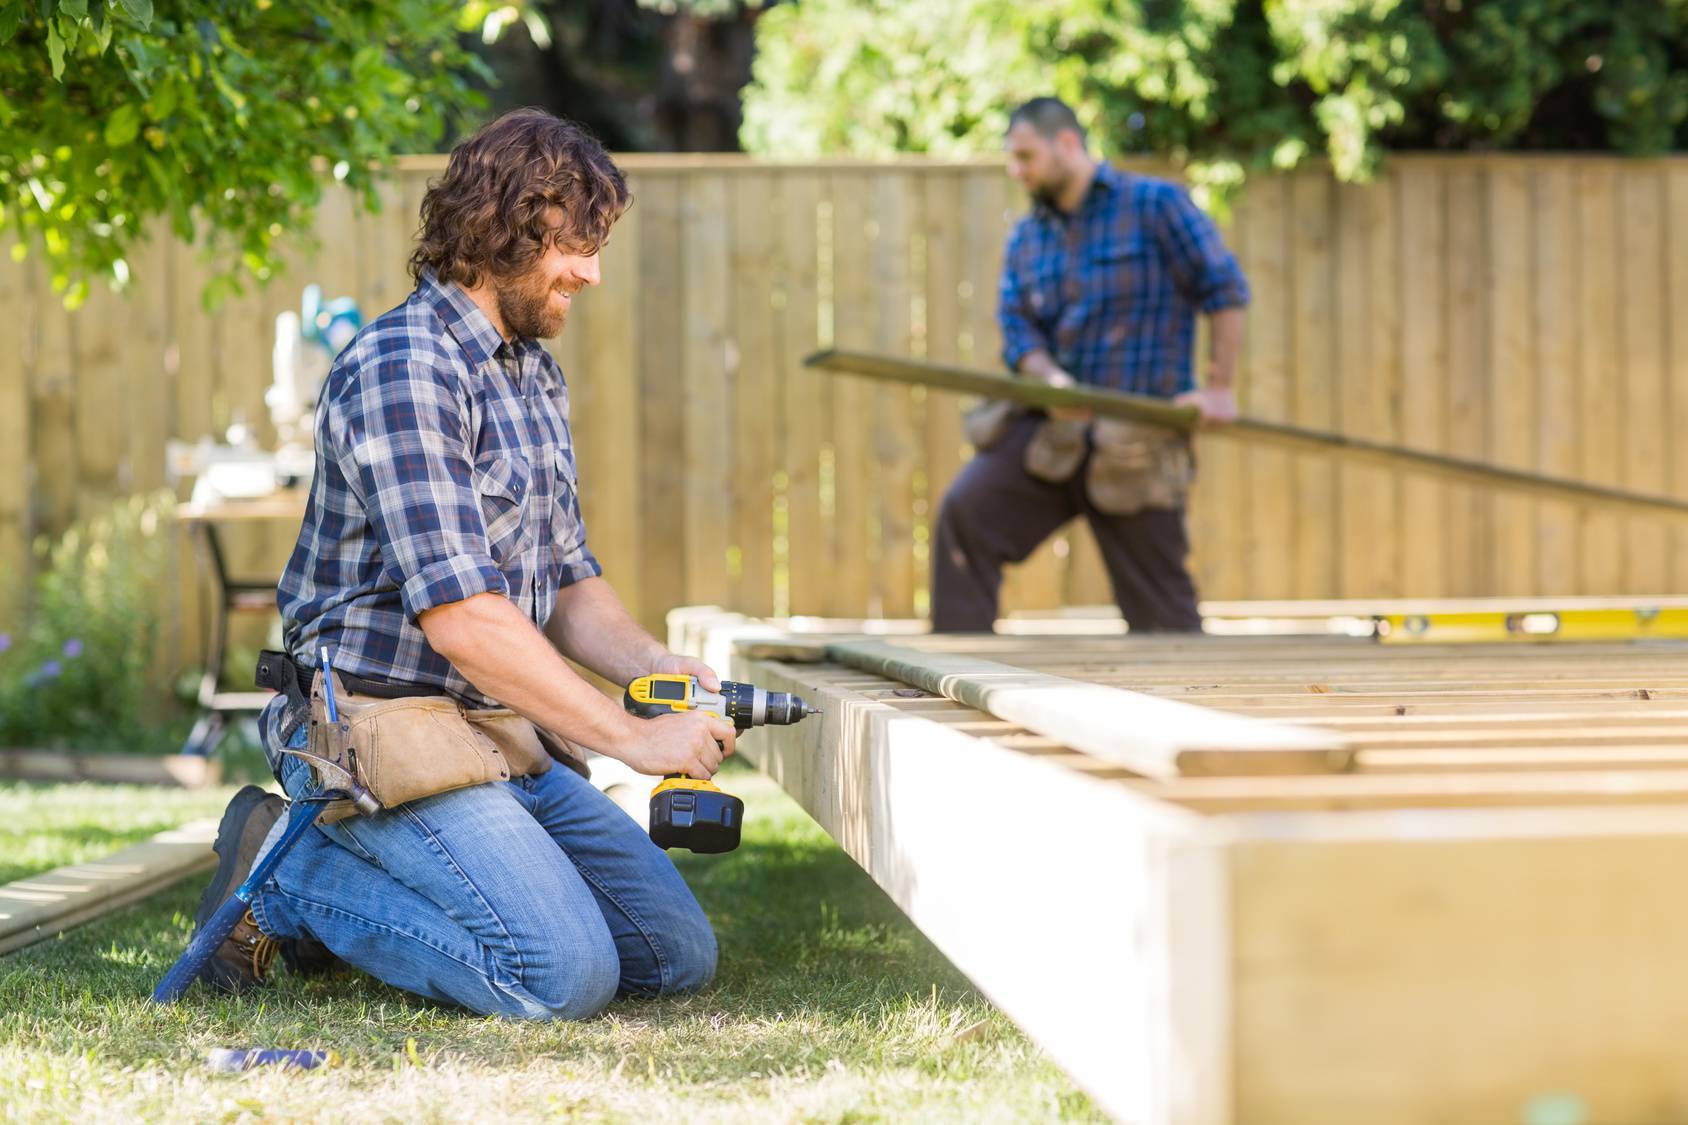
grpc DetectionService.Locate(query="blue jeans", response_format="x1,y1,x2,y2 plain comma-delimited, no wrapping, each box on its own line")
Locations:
249,697,716,1019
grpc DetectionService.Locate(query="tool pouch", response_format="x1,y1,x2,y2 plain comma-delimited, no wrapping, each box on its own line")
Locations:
1084,417,1193,515
1023,417,1091,483
962,398,1020,451
305,671,563,823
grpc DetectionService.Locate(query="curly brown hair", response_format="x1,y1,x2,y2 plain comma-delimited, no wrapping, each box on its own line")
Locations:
409,109,631,289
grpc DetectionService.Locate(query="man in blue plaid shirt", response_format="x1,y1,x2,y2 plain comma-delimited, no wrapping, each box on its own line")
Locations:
187,111,727,1018
932,97,1250,633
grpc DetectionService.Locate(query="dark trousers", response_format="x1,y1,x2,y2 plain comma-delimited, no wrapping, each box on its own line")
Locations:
930,415,1202,633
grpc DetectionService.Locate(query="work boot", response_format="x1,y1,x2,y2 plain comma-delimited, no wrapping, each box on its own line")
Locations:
191,785,284,992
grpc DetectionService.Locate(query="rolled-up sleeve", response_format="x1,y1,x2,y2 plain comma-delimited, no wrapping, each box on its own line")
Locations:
1154,185,1251,313
331,356,508,622
998,223,1052,372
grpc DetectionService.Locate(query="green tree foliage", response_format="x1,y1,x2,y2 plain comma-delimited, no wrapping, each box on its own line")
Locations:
743,0,1688,197
0,0,496,305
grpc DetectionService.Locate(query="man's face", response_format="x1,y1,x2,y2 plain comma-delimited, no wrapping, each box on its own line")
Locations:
493,207,604,339
1005,121,1074,206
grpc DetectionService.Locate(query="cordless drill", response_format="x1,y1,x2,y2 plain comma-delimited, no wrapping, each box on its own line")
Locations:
623,674,820,854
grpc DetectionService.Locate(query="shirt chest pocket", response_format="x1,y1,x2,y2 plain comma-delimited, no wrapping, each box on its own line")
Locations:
474,452,536,565
1088,238,1154,302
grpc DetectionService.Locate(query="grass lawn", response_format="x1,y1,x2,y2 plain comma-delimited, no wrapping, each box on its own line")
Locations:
0,766,1100,1122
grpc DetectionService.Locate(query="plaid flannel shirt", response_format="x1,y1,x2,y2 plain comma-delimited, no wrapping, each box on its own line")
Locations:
277,271,600,705
999,164,1250,397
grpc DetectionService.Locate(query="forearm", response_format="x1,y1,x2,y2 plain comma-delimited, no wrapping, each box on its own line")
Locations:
1206,307,1245,388
419,591,640,755
542,576,666,686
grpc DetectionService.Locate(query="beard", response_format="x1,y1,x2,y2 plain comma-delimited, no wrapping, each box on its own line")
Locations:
494,271,574,339
1029,166,1076,210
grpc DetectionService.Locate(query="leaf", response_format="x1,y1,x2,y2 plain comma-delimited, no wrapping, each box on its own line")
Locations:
104,102,142,145
116,0,152,26
59,0,86,19
0,1,26,41
47,22,66,80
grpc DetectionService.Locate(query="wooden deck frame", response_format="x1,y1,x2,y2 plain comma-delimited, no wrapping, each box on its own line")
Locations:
670,607,1688,1123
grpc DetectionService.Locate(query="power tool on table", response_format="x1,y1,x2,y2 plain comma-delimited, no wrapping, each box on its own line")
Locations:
623,674,820,854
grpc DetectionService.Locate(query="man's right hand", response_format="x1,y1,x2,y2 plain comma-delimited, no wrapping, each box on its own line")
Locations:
1043,369,1094,423
614,711,737,780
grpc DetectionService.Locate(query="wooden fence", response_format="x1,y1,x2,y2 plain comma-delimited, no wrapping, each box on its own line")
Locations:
4,154,1687,665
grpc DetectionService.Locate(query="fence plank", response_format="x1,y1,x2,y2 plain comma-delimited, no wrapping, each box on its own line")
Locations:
1486,163,1537,596
729,172,779,617
776,174,826,618
1669,165,1688,592
828,174,879,615
1443,167,1489,596
0,244,29,625
920,169,967,618
1291,171,1337,599
1397,165,1446,596
1618,166,1669,593
1576,164,1624,594
1335,179,1397,598
872,173,919,618
32,260,78,540
1532,165,1579,594
576,180,644,623
634,176,688,634
681,174,733,610
1239,176,1297,600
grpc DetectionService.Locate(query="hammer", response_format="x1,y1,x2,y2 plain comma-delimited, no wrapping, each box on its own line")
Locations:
152,650,377,1003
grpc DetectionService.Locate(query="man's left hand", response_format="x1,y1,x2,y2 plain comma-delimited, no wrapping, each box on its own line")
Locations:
652,652,722,693
1174,385,1238,428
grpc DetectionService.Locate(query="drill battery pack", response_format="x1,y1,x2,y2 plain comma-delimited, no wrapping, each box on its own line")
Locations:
649,777,744,854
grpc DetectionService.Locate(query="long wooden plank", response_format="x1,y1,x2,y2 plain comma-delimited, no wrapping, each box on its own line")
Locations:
824,638,1350,777
0,819,216,955
804,350,1688,523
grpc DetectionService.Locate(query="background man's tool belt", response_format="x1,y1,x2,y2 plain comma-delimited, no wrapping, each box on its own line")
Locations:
256,651,588,822
962,398,1020,450
1084,417,1193,515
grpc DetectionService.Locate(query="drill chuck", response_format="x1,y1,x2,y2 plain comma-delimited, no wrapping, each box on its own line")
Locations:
718,680,822,730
